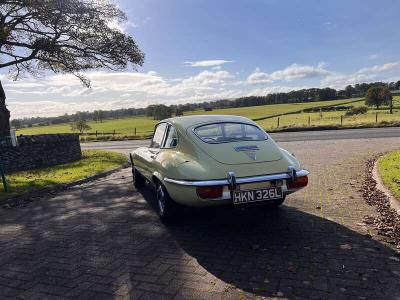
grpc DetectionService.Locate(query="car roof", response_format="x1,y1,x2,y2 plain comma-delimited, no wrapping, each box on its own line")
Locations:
164,115,257,129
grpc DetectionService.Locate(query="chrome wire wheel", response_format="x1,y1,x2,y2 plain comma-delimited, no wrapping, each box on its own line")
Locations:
156,184,166,216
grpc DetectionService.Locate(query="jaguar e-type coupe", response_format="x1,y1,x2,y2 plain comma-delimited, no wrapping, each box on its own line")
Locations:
130,115,309,221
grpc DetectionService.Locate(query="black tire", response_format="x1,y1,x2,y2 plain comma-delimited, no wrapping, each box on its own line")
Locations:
155,182,179,223
132,167,146,189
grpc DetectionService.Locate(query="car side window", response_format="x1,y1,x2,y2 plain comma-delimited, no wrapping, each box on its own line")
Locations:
163,125,178,148
151,123,167,148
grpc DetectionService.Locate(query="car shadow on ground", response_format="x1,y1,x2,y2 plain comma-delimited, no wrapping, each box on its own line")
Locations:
139,184,400,299
1,175,399,300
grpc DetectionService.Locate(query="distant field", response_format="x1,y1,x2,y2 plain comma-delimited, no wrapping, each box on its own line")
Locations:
17,98,364,137
258,110,400,129
184,98,365,119
18,115,156,136
16,97,399,138
258,97,400,129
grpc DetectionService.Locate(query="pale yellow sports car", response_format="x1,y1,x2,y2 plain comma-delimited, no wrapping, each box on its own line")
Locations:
130,115,308,221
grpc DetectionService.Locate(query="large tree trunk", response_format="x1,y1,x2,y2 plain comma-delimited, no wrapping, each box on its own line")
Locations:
0,80,11,139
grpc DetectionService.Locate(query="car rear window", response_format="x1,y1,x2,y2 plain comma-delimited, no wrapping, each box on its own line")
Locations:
194,122,268,144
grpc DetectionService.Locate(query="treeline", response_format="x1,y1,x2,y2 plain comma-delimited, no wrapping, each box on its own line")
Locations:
11,80,400,128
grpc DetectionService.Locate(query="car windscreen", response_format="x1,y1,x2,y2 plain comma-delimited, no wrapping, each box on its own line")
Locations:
194,122,268,144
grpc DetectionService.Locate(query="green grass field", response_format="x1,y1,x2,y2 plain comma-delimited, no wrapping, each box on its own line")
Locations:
19,115,157,136
16,97,399,138
17,98,365,137
378,150,400,200
0,150,127,201
184,98,365,119
258,108,400,129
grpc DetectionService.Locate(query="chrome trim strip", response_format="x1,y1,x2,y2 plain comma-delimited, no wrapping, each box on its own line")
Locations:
164,169,309,186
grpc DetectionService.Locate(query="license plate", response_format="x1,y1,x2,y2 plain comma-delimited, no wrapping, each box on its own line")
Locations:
232,187,282,204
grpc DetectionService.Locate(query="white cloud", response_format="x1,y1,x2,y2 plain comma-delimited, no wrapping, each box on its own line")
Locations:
247,64,330,84
212,65,222,70
322,61,400,88
179,70,233,86
5,69,239,118
248,86,309,97
357,62,400,74
184,60,233,67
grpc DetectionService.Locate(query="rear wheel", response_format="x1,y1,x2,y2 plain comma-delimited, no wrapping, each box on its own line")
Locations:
155,182,179,223
132,167,146,188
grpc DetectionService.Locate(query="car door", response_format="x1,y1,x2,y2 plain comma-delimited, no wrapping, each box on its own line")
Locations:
139,122,168,179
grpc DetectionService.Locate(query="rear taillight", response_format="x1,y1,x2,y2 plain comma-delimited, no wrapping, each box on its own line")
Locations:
287,176,308,189
196,186,223,199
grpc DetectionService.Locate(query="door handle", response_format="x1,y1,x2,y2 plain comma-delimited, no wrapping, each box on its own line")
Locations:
150,155,156,159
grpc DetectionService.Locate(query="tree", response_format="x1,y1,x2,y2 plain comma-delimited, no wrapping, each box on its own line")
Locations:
0,80,10,137
365,86,391,109
93,110,105,123
71,119,91,133
146,105,172,120
0,0,144,137
10,119,22,129
395,80,400,90
153,105,172,120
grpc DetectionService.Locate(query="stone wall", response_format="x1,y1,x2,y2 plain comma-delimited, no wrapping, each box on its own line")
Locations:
0,134,82,174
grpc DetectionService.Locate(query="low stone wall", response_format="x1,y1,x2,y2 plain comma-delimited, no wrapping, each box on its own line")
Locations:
0,134,82,174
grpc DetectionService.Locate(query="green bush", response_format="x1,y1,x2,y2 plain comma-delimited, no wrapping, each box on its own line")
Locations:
303,105,354,113
345,106,368,116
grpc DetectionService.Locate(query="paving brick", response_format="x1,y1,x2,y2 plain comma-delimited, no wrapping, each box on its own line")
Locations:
1,139,400,299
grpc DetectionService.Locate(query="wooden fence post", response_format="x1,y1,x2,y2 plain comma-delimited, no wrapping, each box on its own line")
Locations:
113,129,115,137
376,112,378,123
308,116,311,126
277,117,280,128
134,128,137,136
95,130,98,137
340,115,343,125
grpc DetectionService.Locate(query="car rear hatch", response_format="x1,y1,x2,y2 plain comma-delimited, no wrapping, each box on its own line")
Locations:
190,136,283,165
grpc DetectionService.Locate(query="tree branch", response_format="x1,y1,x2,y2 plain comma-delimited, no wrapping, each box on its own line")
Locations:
0,49,38,68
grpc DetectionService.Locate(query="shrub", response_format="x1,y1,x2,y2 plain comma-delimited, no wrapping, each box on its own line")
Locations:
345,106,368,116
302,105,353,113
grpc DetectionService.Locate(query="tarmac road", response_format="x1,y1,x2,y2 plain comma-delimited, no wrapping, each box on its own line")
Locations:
81,126,400,155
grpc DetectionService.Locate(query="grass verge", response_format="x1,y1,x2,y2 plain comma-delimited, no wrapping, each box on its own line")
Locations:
0,150,128,201
378,150,400,200
267,120,400,133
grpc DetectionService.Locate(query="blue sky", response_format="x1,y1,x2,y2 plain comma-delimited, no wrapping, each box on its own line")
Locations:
120,0,400,75
4,0,400,118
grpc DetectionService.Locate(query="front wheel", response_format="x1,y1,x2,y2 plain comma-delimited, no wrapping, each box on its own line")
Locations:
155,182,179,223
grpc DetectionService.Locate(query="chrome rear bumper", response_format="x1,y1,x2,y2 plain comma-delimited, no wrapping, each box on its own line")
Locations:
164,169,309,187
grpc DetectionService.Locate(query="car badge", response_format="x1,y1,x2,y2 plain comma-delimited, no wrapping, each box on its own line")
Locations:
234,145,259,161
244,151,257,160
234,145,259,152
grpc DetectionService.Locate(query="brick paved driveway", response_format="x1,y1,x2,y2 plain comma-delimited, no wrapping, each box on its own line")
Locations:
1,138,400,299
